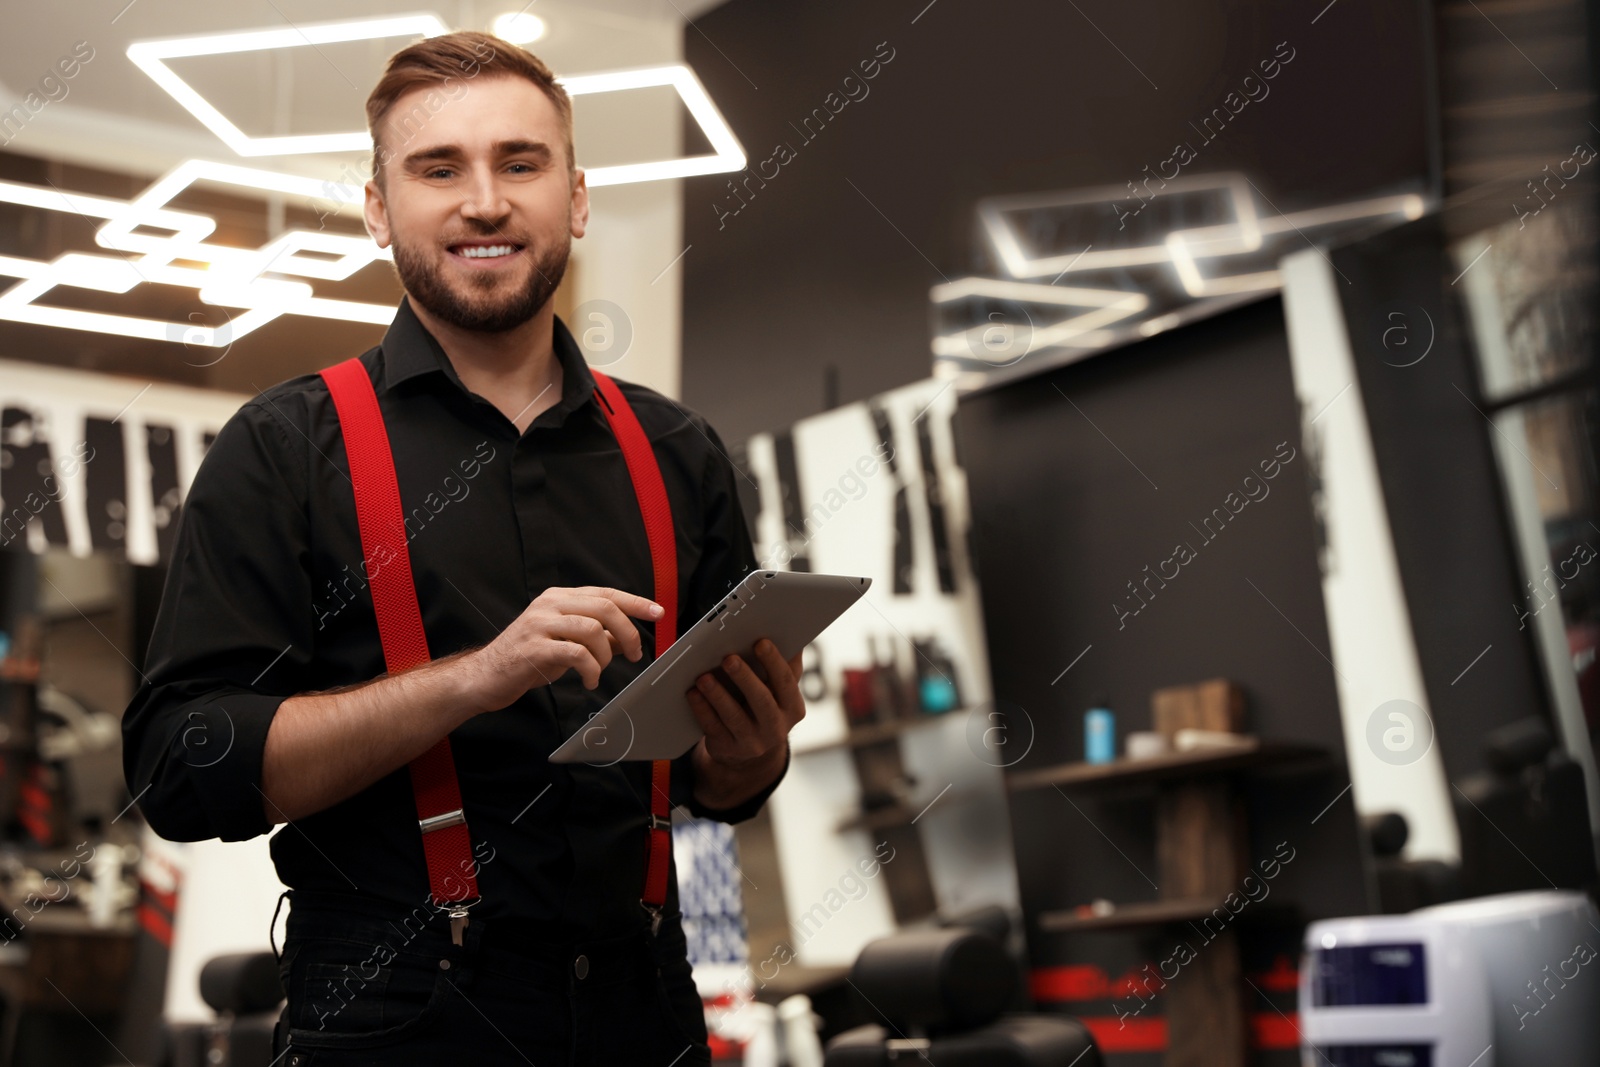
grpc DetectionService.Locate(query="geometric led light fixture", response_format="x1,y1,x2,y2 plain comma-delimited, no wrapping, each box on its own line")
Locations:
559,65,746,186
977,173,1264,280
1164,193,1426,298
0,162,397,346
4,15,751,346
126,14,454,157
928,277,1149,361
127,15,747,185
937,175,1431,372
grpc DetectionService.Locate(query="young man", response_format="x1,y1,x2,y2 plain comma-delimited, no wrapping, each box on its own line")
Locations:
121,31,800,1066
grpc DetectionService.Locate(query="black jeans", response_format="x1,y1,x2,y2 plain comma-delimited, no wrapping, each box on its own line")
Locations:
273,891,711,1066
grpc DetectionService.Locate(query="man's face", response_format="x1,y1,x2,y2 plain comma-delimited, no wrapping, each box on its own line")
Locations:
364,74,587,334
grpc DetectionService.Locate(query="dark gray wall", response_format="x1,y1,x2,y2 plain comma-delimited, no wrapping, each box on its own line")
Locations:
681,0,1433,442
954,295,1367,1062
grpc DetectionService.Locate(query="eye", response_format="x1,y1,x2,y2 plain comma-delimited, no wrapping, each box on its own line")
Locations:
507,162,539,174
425,167,455,180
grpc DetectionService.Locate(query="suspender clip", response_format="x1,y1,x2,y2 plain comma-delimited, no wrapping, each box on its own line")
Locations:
419,808,467,834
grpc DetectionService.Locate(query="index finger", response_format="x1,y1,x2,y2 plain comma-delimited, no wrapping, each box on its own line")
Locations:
567,593,652,663
572,586,665,621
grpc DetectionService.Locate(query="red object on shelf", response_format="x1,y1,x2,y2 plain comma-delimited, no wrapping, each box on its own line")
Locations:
843,668,876,721
1029,964,1109,1003
0,657,40,683
1079,1016,1167,1053
1249,1011,1301,1050
1254,954,1301,993
1075,1014,1300,1053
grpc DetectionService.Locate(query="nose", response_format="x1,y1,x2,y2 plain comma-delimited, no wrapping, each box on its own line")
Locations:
457,164,510,226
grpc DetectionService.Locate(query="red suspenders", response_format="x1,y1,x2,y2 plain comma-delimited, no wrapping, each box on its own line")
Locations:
588,370,679,915
318,356,678,939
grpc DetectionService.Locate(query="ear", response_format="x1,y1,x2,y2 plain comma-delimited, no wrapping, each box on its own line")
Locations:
363,178,391,248
569,167,590,240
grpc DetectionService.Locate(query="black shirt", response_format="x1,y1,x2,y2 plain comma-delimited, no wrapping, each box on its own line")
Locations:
122,295,784,936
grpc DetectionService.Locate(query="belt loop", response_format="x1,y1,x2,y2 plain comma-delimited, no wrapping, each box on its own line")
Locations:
269,889,290,967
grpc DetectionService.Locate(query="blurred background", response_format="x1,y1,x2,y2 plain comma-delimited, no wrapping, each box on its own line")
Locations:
1,0,1599,1064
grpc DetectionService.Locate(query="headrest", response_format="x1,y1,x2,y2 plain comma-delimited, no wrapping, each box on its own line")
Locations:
199,952,284,1016
1484,716,1556,775
936,903,1012,943
1362,812,1409,857
848,927,1016,1033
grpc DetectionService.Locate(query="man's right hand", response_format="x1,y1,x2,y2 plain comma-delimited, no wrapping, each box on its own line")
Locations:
466,586,665,711
262,585,664,825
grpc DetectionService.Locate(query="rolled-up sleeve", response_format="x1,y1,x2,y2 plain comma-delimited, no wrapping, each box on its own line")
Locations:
122,396,315,843
669,419,788,823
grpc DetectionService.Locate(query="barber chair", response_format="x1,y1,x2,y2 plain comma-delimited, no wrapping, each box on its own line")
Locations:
165,952,282,1067
1452,716,1598,898
1363,812,1461,913
823,925,1101,1066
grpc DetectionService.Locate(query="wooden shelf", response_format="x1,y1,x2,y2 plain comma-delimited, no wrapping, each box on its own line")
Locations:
836,787,971,834
1006,738,1328,794
1038,897,1220,933
836,802,919,834
795,712,956,756
1038,897,1296,934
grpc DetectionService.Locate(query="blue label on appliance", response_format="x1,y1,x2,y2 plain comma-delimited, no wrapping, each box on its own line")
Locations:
1310,942,1427,1006
1313,1045,1432,1067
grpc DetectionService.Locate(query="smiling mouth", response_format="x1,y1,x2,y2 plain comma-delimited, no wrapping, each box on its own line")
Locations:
448,242,524,262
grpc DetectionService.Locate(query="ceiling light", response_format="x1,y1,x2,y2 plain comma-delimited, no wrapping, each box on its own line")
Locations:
1165,193,1429,298
93,159,375,269
128,19,746,183
558,65,745,185
0,165,398,346
977,173,1263,279
126,14,452,157
492,12,547,44
928,276,1148,360
49,253,145,295
929,277,1147,309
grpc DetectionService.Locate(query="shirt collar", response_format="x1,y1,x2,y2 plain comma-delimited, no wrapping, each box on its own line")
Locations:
377,294,597,424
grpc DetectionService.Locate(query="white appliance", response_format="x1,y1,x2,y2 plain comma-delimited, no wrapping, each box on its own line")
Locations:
1300,912,1489,1066
1300,890,1600,1066
1415,891,1600,1066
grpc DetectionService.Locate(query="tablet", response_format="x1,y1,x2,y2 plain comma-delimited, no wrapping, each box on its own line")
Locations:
548,570,871,764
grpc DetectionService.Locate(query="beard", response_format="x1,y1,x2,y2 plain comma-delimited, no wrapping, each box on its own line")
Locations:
392,227,570,334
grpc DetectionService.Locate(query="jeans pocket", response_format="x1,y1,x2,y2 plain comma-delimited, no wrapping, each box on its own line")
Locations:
296,962,392,1034
286,947,452,1050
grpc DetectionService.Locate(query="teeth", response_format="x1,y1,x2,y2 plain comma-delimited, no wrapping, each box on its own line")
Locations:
457,245,516,258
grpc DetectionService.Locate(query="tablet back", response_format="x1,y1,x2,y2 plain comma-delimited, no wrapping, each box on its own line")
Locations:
548,570,871,763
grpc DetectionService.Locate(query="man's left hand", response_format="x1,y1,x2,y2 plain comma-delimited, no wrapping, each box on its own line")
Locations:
684,638,804,810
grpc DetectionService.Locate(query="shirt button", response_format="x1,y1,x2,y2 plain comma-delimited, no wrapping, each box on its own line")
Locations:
574,954,589,980
439,959,452,970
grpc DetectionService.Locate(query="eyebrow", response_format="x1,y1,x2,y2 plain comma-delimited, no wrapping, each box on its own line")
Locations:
402,139,555,170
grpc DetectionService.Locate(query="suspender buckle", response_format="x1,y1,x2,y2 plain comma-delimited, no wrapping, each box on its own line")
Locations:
418,809,467,834
647,813,671,833
429,898,479,946
448,906,471,947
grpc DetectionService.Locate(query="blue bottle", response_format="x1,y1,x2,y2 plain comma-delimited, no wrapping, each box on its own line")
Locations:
1084,697,1115,764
